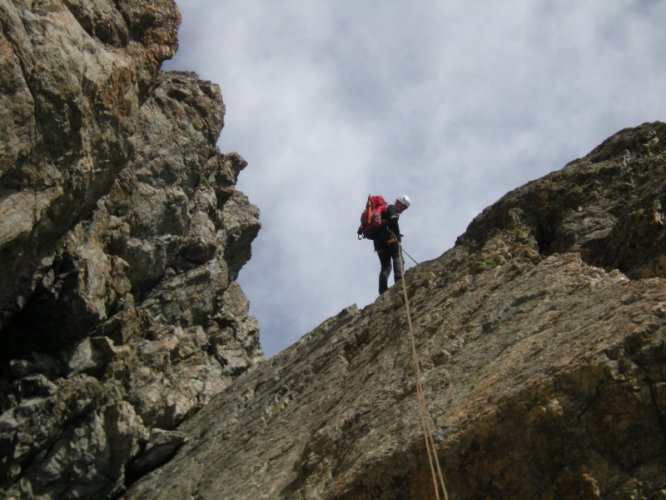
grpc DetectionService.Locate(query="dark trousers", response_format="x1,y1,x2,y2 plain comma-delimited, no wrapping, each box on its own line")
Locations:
377,244,402,294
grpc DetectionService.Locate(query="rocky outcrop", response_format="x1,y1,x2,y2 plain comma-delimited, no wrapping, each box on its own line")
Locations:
2,2,665,499
126,123,666,499
1,2,262,498
461,122,666,280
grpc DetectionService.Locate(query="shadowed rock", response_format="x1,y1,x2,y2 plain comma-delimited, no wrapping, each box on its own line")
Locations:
1,2,261,498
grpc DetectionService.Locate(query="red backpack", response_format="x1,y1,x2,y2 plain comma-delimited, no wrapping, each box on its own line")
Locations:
358,194,387,239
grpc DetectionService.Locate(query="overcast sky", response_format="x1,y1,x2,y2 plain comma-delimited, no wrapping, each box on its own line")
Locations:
165,0,666,357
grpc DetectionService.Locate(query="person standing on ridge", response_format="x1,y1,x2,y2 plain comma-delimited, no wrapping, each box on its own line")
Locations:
358,194,411,294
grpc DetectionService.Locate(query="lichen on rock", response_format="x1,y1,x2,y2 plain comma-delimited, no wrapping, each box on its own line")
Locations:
126,123,666,500
0,1,262,497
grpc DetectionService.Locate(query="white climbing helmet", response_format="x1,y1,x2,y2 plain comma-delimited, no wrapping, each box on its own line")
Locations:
397,194,411,208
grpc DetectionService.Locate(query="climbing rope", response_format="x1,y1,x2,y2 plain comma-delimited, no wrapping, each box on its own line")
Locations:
400,246,420,266
397,243,449,500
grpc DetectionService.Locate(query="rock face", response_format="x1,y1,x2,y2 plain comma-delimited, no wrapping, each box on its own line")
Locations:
126,122,666,499
2,2,666,500
1,2,262,498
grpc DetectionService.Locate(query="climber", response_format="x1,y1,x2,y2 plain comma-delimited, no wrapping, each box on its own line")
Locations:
358,194,411,295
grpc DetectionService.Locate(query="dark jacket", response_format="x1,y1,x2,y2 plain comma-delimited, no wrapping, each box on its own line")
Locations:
373,204,401,252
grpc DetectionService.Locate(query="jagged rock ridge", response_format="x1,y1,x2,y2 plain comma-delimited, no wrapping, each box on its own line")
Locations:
127,122,666,499
1,2,262,498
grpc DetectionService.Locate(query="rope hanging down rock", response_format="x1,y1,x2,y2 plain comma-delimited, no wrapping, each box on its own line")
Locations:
400,246,420,266
397,243,449,500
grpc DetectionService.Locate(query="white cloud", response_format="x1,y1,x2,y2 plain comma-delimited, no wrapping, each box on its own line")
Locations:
166,0,666,357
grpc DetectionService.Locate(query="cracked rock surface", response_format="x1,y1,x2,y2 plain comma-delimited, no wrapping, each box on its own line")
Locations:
2,1,666,498
1,2,262,498
127,123,666,499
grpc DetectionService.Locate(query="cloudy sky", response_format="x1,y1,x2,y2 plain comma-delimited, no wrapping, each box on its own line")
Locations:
165,0,666,357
